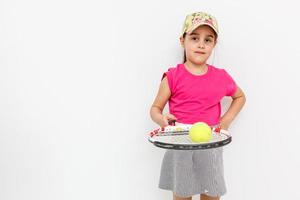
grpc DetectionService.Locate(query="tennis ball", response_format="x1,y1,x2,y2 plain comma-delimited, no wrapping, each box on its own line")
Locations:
189,122,212,142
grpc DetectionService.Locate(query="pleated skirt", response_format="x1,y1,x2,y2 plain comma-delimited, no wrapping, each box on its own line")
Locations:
158,147,227,198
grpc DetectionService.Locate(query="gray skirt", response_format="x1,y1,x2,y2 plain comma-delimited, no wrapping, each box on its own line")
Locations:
158,147,227,198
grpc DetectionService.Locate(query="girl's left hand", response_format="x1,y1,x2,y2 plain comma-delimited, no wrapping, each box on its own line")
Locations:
219,119,231,131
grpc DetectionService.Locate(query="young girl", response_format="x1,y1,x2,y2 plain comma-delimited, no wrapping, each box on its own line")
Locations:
150,12,246,200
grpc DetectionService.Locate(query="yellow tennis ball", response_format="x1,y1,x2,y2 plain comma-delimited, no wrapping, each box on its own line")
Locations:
189,122,212,142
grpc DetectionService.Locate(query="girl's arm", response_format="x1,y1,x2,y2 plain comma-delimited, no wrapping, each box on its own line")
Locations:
220,86,246,130
150,77,177,127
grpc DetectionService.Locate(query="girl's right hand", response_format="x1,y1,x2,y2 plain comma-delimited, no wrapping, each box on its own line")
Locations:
158,113,177,128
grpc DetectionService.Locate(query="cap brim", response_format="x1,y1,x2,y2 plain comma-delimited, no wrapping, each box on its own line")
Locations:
187,22,218,36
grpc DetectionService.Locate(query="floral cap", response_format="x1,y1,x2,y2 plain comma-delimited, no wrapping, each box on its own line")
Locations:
181,11,219,37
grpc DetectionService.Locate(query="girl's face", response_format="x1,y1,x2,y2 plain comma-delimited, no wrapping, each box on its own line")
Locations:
180,25,217,65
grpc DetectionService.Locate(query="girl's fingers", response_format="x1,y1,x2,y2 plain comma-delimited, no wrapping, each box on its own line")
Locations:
160,114,177,127
168,119,176,126
165,114,177,126
166,114,177,120
162,116,169,127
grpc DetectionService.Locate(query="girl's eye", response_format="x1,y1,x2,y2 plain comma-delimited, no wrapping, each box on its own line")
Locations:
191,37,213,43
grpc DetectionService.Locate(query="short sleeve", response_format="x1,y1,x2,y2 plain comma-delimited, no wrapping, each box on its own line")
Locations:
222,69,238,96
161,67,174,93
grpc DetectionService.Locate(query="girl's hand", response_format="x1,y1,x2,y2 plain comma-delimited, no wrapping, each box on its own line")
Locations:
219,117,231,131
158,113,177,128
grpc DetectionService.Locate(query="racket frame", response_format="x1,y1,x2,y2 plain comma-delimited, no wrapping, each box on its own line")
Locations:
148,125,231,150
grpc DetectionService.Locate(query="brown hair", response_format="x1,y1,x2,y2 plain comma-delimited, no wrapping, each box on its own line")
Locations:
182,29,218,63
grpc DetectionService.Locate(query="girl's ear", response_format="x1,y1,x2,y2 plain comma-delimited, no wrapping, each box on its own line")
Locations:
213,38,218,47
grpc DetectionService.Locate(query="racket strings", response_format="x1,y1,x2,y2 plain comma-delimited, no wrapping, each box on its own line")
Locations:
148,126,231,150
149,125,226,137
154,132,225,145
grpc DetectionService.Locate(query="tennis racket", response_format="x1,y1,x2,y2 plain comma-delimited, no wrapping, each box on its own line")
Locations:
148,123,231,150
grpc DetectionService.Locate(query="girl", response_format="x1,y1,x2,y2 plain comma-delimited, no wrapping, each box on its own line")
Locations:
150,12,246,200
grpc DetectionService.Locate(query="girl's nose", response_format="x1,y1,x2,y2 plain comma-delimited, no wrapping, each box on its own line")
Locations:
198,41,205,49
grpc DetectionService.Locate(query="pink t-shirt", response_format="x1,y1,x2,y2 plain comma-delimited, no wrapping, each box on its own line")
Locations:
162,63,237,126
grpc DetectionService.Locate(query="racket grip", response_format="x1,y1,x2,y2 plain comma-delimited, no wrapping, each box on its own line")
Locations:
149,127,163,137
168,119,176,126
149,120,176,137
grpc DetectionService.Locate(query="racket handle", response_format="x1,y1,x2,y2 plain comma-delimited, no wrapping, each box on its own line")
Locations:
149,120,177,137
149,127,163,137
149,124,191,137
168,119,176,126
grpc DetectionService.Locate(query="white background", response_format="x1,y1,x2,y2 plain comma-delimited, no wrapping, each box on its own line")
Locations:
1,0,300,200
